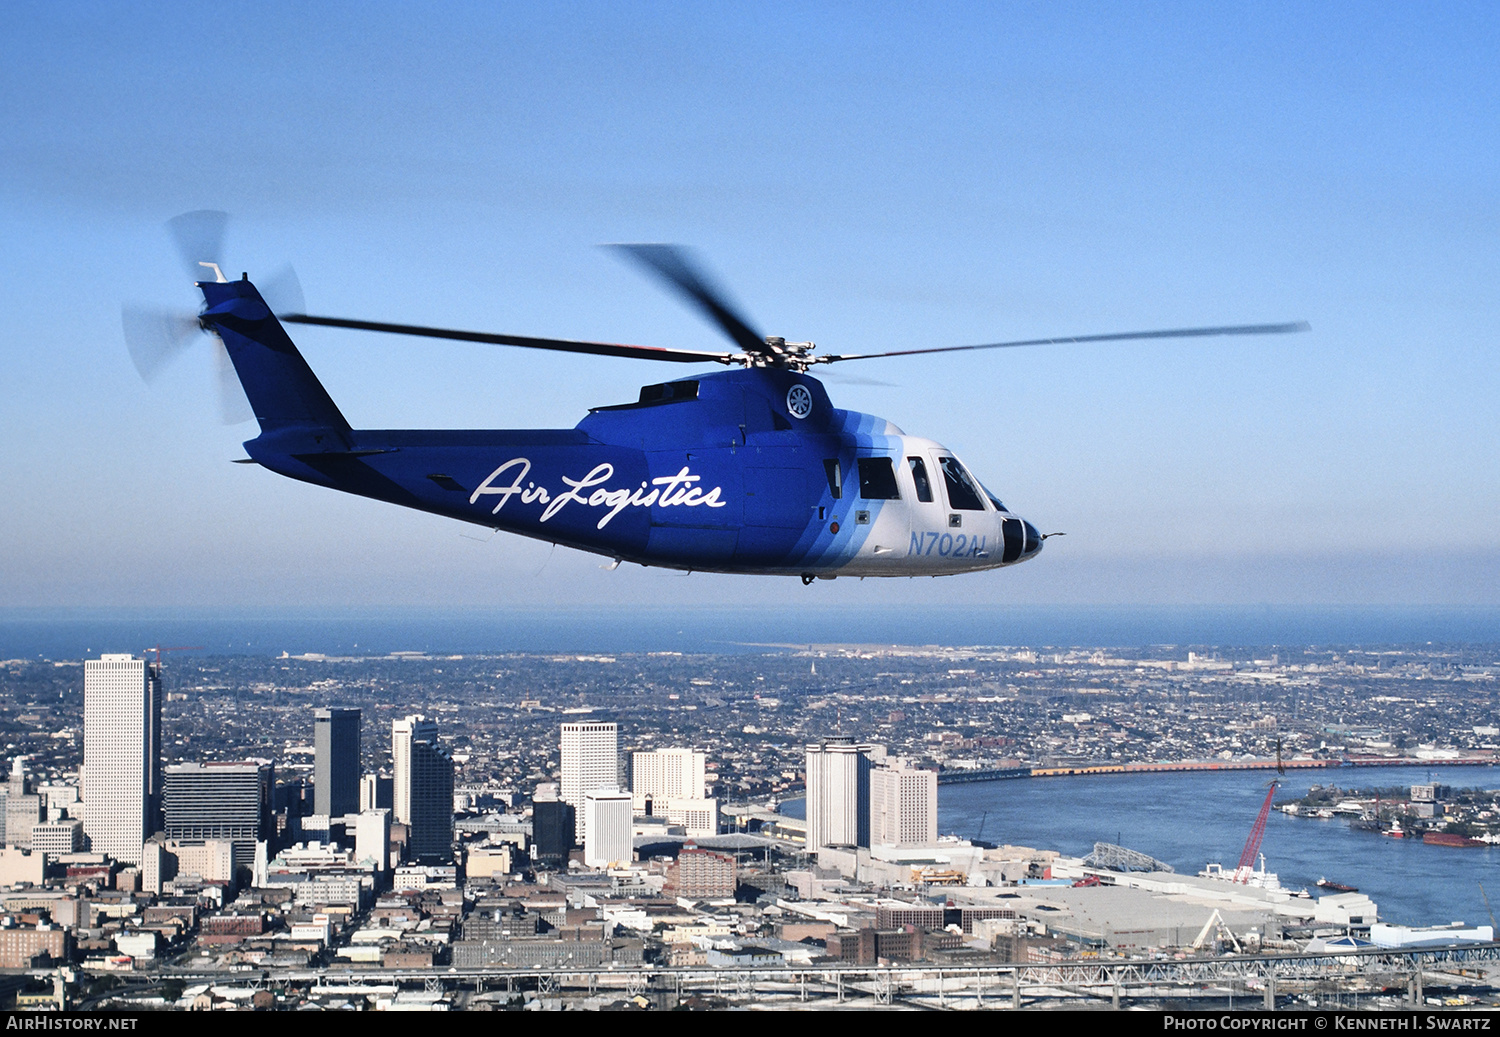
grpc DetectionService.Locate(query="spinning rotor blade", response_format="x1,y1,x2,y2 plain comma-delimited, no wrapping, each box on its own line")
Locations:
259,264,305,317
213,342,254,424
607,244,767,356
166,210,228,281
121,305,202,381
281,313,735,365
819,321,1312,364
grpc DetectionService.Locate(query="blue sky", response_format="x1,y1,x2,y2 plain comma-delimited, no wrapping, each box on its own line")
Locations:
2,2,1497,608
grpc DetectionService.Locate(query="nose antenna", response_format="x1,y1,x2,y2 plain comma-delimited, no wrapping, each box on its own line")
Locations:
1041,532,1067,540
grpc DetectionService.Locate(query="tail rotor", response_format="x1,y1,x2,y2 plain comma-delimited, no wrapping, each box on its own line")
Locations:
121,212,302,425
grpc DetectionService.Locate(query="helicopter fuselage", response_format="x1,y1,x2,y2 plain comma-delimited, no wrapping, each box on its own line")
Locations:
209,278,1043,579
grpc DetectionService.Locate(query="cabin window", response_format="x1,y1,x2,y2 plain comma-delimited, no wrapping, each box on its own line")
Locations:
938,456,985,510
823,459,842,499
857,457,901,500
907,457,933,503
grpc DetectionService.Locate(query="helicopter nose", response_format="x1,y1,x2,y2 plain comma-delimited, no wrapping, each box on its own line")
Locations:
1021,520,1042,559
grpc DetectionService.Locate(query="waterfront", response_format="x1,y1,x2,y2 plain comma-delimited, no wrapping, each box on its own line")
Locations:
938,764,1500,929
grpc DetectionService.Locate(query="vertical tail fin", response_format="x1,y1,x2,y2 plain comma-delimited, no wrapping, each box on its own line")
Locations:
199,277,352,443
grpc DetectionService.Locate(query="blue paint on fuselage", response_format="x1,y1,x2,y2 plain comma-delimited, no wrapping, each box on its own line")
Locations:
240,364,887,573
205,275,1036,577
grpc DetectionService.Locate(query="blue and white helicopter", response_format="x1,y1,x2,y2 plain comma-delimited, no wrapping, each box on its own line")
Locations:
124,214,1307,584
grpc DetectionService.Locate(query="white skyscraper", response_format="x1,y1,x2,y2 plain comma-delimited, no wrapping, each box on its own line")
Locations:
805,737,873,851
583,786,633,868
82,654,162,864
870,760,938,846
561,722,618,841
631,748,705,804
391,714,438,825
632,747,717,836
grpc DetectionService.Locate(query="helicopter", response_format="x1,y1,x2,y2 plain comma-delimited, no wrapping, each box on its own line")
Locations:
124,214,1308,584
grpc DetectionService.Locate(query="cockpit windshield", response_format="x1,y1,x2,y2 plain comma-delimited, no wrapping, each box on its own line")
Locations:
977,480,1007,513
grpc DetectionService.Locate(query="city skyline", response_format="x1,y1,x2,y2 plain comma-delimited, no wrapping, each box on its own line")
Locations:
0,639,1494,1006
3,5,1498,610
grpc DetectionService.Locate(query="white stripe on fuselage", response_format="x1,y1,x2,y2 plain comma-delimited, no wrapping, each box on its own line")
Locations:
831,435,1009,577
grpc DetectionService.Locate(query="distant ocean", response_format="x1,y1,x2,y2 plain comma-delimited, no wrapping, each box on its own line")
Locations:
1,605,1498,659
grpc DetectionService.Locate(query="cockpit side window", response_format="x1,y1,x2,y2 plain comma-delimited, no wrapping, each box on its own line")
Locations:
938,456,986,511
907,457,933,503
857,457,901,500
823,459,843,500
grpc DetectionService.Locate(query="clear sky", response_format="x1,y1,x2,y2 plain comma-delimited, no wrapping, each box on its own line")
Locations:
2,2,1497,609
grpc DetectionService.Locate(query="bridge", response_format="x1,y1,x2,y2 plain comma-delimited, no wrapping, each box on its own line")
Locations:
129,942,1500,1010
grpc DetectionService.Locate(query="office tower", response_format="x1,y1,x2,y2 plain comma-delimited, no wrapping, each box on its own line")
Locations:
161,760,274,873
4,759,43,851
531,783,575,865
354,809,391,872
870,760,938,846
632,748,705,805
360,774,393,812
82,654,162,865
314,708,361,819
560,722,618,841
392,715,438,825
583,786,632,868
631,748,717,836
393,718,453,862
805,737,873,851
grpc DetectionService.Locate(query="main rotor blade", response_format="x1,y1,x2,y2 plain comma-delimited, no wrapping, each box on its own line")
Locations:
166,210,228,281
607,244,767,356
259,264,305,318
820,321,1312,364
281,313,736,365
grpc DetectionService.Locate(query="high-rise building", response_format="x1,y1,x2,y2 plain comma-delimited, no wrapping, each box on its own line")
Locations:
560,722,618,841
664,841,736,899
805,737,873,851
393,717,452,862
82,654,162,865
870,760,938,846
161,760,274,873
631,748,705,805
360,774,393,812
408,739,454,862
392,715,438,826
354,809,391,872
531,783,575,865
583,786,632,868
314,708,361,819
631,747,716,836
4,759,43,851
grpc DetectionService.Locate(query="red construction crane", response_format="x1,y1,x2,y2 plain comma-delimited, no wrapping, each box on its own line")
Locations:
1233,781,1281,883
